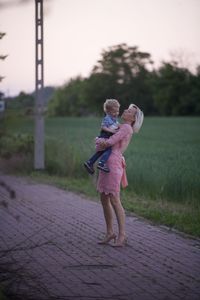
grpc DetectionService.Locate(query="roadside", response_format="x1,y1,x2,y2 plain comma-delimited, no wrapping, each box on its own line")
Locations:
0,174,200,300
27,171,200,238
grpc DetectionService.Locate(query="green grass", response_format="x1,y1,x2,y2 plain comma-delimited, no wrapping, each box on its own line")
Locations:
2,114,200,237
0,287,8,300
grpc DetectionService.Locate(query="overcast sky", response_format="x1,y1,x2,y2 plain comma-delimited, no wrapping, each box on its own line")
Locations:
0,0,200,96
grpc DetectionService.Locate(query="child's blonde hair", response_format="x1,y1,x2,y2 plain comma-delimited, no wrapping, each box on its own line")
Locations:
103,99,120,113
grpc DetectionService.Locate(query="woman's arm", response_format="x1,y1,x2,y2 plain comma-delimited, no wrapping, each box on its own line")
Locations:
96,124,132,150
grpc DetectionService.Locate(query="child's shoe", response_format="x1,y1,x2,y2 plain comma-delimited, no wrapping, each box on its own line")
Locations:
84,161,95,175
97,162,110,173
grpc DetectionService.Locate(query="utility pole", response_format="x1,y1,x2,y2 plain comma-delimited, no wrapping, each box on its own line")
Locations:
34,0,44,169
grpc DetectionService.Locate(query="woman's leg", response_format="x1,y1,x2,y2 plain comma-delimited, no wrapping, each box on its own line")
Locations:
110,194,126,244
100,193,114,235
98,193,116,244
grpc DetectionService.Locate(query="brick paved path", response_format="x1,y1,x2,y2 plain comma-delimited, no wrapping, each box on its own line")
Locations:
0,174,200,300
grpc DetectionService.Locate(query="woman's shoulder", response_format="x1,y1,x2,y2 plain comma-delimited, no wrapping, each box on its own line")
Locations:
120,123,133,133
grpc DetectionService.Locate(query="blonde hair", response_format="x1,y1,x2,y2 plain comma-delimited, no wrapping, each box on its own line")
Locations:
103,99,120,113
129,104,144,133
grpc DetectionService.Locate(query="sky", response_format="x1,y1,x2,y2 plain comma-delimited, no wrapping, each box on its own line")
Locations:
0,0,200,96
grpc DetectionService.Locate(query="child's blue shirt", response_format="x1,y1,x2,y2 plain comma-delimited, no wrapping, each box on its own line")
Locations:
101,114,119,129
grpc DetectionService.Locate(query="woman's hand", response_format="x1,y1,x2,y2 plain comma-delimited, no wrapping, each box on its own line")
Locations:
95,138,107,151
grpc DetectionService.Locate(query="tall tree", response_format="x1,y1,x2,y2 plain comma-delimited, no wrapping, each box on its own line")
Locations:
91,43,155,113
93,43,153,81
47,44,200,117
0,32,7,83
151,62,199,115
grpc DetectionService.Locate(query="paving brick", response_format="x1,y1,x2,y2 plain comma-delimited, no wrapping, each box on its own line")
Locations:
0,174,200,300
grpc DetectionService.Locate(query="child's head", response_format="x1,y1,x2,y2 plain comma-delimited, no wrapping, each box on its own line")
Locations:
103,99,120,117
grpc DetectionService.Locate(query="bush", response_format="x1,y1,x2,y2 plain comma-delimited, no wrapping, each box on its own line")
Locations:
0,133,34,159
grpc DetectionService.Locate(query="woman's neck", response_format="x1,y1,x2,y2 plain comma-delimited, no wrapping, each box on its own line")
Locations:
123,120,132,126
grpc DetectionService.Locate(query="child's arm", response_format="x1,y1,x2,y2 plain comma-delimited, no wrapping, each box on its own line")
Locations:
96,124,132,151
101,125,118,134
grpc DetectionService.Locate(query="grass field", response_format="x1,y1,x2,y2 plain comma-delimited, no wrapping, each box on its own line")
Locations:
2,114,200,237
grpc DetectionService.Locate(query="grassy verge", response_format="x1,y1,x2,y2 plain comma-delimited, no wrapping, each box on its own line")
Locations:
27,171,200,238
0,288,8,300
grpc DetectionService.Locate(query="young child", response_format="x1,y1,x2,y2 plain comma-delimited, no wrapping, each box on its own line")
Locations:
84,99,120,174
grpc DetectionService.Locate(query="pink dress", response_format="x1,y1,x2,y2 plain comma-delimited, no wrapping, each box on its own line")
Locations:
96,123,133,197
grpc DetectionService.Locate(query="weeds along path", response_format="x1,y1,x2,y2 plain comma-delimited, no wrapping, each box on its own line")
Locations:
0,174,200,300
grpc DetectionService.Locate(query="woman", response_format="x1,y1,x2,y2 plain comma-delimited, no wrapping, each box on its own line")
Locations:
96,104,144,247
